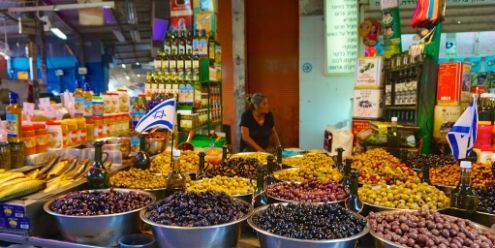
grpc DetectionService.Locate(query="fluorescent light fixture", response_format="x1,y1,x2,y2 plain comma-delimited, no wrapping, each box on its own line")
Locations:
50,27,67,40
112,29,125,42
135,62,140,66
121,64,126,68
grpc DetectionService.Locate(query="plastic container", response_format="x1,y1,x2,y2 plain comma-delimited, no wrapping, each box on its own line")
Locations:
474,122,493,149
64,119,78,146
75,115,87,144
86,118,95,142
33,123,48,153
93,95,104,116
93,117,104,139
103,116,112,137
47,120,64,149
22,125,37,155
117,89,130,113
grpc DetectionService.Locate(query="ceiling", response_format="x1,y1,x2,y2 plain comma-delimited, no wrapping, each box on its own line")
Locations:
0,0,156,65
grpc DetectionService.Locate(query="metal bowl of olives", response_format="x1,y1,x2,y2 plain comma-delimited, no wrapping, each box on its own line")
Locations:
369,209,495,248
43,188,155,246
473,211,495,230
248,202,369,248
140,194,253,248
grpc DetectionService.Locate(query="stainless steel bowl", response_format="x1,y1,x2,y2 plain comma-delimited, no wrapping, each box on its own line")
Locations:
140,198,253,248
369,209,495,248
146,138,167,155
474,211,495,230
43,188,155,246
248,202,369,248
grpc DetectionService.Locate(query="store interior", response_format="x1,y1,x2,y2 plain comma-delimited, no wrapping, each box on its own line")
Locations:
0,0,494,247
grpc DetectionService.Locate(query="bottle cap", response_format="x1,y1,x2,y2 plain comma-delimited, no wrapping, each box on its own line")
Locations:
391,117,398,122
173,149,181,157
460,161,472,169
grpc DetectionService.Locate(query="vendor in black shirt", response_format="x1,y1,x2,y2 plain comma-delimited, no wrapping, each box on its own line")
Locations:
240,93,280,152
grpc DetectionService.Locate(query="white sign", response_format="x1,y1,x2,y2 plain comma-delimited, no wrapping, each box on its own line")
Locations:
370,0,495,10
324,0,358,74
78,67,88,75
380,0,399,9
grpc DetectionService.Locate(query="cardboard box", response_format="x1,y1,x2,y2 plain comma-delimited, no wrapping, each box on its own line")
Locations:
2,204,26,218
352,88,384,119
351,119,371,145
194,11,216,35
355,56,383,87
5,217,30,231
437,62,471,106
170,15,193,33
433,105,461,143
170,0,193,16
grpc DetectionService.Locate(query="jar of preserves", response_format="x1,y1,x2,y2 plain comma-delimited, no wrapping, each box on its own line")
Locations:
47,120,64,149
86,118,95,142
33,123,48,153
9,141,24,168
75,115,87,144
22,125,36,155
0,142,11,170
64,119,78,146
93,116,103,138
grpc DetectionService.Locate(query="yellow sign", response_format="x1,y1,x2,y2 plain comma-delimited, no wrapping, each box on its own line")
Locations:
17,71,29,80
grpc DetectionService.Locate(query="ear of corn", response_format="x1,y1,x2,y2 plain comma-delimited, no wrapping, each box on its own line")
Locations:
0,179,45,202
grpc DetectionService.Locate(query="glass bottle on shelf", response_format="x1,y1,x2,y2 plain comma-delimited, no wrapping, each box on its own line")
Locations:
87,141,109,189
252,165,268,208
387,117,401,158
165,149,186,196
450,161,478,212
265,155,276,186
6,92,22,143
133,134,151,170
345,169,363,213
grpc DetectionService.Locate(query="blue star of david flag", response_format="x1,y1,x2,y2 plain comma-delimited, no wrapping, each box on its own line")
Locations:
135,98,176,133
447,99,478,160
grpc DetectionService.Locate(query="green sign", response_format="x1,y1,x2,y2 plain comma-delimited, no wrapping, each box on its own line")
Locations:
370,0,495,10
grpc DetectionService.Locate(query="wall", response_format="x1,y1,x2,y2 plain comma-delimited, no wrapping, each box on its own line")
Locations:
217,0,236,146
245,0,300,148
299,15,354,149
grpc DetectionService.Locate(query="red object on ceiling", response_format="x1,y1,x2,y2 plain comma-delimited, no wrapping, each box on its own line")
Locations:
245,0,300,147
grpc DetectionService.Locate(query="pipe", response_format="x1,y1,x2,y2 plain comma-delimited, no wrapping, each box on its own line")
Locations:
8,2,115,13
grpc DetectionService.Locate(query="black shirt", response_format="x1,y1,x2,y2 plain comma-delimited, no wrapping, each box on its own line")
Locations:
240,111,274,151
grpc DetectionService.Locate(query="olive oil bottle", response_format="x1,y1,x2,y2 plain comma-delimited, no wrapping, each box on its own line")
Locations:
345,169,363,213
450,161,478,212
165,149,186,196
265,155,276,186
87,141,109,189
6,92,22,143
133,134,150,169
253,165,268,208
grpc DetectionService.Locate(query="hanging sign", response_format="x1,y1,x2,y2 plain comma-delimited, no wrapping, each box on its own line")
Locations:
370,0,495,10
324,0,358,74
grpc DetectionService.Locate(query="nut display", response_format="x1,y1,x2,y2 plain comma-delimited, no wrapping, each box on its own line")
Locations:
266,180,348,202
430,163,495,188
150,150,199,175
229,152,269,164
282,152,334,168
144,191,250,227
358,182,449,210
405,154,457,170
368,210,495,248
252,203,367,240
352,149,419,184
110,168,167,189
186,175,254,196
478,185,495,214
49,189,153,216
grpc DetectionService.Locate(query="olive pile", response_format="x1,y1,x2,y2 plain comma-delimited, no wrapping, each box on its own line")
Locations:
229,152,269,164
252,204,367,240
430,163,495,188
186,176,254,196
478,185,495,214
266,180,348,202
368,210,495,248
50,189,153,216
144,191,250,227
282,152,334,168
358,182,449,210
274,166,342,183
204,157,261,179
110,168,166,189
405,154,457,170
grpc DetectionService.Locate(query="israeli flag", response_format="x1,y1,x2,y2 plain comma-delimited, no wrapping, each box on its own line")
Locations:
446,99,478,160
135,98,176,133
